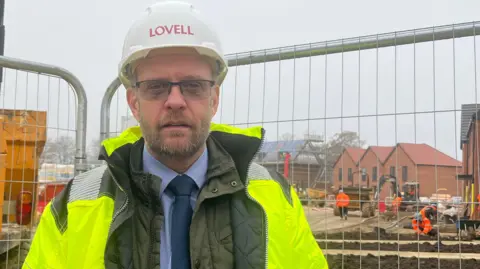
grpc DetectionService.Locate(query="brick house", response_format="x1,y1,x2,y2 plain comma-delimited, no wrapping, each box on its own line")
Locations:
332,147,366,188
459,105,480,219
357,146,394,189
383,143,462,199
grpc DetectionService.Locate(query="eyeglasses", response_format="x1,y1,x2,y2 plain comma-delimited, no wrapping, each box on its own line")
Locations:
135,79,215,100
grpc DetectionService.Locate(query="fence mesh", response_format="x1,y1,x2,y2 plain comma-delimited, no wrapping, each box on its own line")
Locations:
104,22,480,268
0,59,82,268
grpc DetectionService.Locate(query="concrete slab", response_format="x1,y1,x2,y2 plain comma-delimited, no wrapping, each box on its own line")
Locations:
0,228,21,255
0,224,33,255
304,206,379,233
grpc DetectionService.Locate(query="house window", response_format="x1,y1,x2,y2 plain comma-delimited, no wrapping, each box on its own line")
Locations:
348,168,353,181
402,166,408,182
390,166,396,177
338,168,343,181
361,169,367,181
372,167,378,181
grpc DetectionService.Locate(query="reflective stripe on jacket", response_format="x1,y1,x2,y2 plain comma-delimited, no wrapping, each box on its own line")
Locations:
23,123,328,269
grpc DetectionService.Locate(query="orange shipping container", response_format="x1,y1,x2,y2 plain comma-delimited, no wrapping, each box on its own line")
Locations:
0,109,47,224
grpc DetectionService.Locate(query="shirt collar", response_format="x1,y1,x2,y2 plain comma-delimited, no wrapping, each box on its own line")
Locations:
142,146,209,195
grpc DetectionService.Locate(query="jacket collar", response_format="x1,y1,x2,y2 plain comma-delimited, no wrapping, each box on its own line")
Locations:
99,123,265,204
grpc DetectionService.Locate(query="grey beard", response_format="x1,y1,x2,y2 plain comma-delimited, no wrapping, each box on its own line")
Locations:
137,99,213,160
148,131,206,159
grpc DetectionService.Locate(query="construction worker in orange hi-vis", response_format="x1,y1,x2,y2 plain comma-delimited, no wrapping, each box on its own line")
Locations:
419,203,437,220
412,213,437,237
336,189,350,220
476,194,480,217
392,192,403,215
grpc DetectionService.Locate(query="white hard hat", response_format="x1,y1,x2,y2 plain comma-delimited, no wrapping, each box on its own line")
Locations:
118,1,228,88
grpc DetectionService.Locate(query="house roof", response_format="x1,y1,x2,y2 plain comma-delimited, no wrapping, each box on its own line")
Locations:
258,140,306,162
257,139,323,164
389,143,461,167
358,146,394,165
333,147,366,167
260,140,305,154
460,104,480,148
346,148,366,163
370,146,395,163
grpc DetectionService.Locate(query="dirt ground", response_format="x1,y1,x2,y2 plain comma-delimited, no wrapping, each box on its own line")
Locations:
304,207,373,232
0,243,29,269
318,241,480,253
315,231,460,241
325,254,480,269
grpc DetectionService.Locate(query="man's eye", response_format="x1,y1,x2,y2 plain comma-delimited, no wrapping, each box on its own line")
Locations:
146,82,170,89
183,82,202,89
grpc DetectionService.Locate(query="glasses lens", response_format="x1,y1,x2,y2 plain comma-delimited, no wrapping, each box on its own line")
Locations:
180,80,211,99
137,80,213,100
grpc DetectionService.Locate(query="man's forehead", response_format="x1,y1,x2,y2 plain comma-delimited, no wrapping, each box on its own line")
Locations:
132,47,215,76
147,47,199,57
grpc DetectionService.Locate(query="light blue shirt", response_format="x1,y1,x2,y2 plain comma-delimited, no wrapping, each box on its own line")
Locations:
143,146,208,269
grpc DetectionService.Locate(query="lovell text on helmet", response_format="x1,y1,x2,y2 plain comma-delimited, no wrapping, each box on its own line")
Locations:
149,25,194,37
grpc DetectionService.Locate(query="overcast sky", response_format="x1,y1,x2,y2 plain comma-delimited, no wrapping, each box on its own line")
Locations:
4,0,480,161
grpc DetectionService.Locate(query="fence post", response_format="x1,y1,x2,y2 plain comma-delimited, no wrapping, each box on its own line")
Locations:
0,56,88,176
0,0,5,87
100,77,122,142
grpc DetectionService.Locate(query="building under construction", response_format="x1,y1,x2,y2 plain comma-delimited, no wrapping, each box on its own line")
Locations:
255,135,332,190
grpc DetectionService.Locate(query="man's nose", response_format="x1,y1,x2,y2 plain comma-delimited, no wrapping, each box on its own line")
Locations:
164,86,187,110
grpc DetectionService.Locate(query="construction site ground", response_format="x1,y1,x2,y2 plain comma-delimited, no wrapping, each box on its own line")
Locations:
304,206,379,233
0,224,32,269
304,206,480,268
0,207,478,268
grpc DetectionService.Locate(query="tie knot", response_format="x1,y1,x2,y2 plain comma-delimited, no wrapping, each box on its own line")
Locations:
167,175,197,196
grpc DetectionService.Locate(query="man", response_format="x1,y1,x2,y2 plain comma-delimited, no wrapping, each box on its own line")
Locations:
412,213,437,237
336,189,349,220
419,203,437,221
477,193,480,218
23,1,327,269
392,192,403,215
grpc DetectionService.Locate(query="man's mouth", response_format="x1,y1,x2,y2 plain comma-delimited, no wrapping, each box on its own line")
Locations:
162,122,191,129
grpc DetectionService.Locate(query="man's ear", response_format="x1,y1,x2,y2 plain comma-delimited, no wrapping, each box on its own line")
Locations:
127,88,140,121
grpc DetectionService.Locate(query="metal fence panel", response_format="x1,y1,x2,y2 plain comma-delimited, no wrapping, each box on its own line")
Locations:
0,56,87,268
101,21,480,268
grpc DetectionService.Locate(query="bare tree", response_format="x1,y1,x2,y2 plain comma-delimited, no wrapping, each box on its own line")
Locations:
86,137,104,165
310,131,366,184
279,133,296,141
40,136,76,165
320,131,366,168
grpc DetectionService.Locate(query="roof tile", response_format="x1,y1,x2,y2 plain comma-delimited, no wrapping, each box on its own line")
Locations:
345,147,366,163
369,146,394,164
398,143,461,167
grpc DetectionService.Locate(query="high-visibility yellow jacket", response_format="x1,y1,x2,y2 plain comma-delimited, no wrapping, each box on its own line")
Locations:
24,123,328,269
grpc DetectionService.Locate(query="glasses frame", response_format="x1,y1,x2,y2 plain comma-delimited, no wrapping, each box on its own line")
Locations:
134,79,215,101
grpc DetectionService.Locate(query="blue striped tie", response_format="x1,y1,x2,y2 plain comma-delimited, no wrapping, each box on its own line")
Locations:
168,175,197,269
